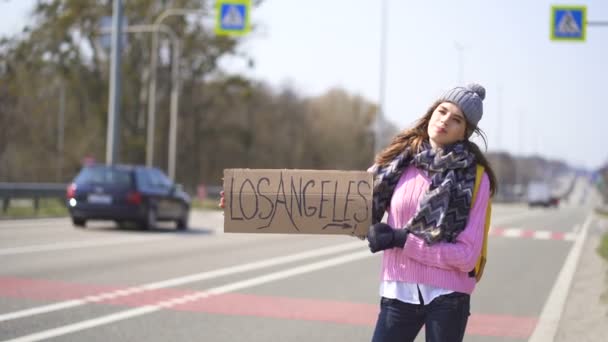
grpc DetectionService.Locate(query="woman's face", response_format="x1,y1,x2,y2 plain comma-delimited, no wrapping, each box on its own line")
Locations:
427,101,467,148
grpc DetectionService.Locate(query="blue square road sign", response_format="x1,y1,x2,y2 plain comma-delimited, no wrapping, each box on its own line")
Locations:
220,3,246,30
551,6,586,42
215,0,250,36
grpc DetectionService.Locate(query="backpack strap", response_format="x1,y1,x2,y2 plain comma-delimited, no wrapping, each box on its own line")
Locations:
468,164,492,282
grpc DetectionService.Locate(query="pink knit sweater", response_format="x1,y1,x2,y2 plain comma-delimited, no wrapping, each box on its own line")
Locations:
381,165,490,294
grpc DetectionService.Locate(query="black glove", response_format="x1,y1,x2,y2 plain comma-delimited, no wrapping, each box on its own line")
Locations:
367,223,409,253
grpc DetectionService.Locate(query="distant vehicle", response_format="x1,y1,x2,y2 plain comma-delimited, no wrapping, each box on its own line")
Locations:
527,181,559,208
66,164,191,229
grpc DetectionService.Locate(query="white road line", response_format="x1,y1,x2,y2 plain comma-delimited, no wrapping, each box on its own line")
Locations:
502,228,522,238
2,250,372,342
0,301,85,322
490,226,578,241
528,214,593,342
0,240,364,322
3,306,160,342
0,218,68,229
139,241,364,290
533,231,552,240
491,210,547,225
0,236,170,256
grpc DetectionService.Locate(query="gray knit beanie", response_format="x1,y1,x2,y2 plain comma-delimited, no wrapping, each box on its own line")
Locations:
438,83,486,127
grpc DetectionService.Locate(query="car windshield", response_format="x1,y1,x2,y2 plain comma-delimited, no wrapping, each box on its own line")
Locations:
75,167,132,186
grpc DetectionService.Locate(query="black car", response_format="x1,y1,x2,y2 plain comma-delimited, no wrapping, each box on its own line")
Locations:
66,164,191,230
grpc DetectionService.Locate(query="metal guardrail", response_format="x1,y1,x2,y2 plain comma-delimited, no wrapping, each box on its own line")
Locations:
0,182,223,212
200,185,222,200
0,183,67,212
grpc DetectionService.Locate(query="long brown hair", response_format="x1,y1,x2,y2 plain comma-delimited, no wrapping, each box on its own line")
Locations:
375,100,498,196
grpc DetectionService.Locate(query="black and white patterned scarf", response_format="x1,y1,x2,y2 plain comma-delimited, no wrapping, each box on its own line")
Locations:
370,141,477,244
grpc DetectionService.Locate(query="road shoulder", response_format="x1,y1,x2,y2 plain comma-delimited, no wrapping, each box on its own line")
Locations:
555,217,608,341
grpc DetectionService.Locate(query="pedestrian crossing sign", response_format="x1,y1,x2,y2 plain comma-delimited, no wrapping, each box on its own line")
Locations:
551,5,586,42
215,0,251,36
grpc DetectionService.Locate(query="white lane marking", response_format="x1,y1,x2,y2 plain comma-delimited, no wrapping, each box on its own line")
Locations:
0,206,543,230
533,231,552,240
0,240,364,322
528,214,593,342
502,228,523,238
491,210,548,225
2,306,160,342
0,218,69,229
489,228,577,241
159,250,372,307
0,301,85,322
0,236,170,256
2,250,372,342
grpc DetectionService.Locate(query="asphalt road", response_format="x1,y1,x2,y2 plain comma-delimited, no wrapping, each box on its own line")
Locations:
0,184,598,341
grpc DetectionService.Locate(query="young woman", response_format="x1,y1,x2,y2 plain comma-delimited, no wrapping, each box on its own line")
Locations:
366,83,497,342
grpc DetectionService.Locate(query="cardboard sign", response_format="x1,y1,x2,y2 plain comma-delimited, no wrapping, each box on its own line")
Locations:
223,169,373,236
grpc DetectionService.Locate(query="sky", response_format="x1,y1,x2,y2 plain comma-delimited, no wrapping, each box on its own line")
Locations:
1,0,608,170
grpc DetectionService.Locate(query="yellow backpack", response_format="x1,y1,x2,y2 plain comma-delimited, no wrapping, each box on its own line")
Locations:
469,164,492,282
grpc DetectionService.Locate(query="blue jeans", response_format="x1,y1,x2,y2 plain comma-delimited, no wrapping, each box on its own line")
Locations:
371,292,470,342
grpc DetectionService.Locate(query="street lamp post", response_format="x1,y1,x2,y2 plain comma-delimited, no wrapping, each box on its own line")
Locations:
374,0,388,156
106,0,123,165
57,80,65,181
496,84,502,150
147,9,205,181
99,24,180,177
167,39,181,181
454,42,465,84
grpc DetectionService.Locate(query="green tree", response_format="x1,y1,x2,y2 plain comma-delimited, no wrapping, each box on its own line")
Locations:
0,0,248,183
0,0,386,194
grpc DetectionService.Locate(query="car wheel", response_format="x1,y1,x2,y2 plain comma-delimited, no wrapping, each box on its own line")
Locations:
144,206,157,230
176,206,189,230
72,217,86,228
